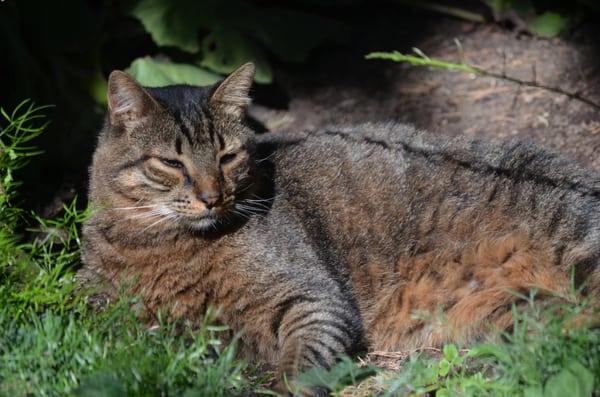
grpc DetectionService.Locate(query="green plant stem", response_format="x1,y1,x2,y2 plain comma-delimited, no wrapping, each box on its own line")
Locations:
365,50,600,111
366,51,482,74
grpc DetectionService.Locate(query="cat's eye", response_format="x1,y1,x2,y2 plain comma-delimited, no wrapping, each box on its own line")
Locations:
160,158,184,169
219,152,237,166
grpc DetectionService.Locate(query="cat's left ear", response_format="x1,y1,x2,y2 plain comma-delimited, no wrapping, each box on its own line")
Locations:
210,62,255,118
107,70,161,131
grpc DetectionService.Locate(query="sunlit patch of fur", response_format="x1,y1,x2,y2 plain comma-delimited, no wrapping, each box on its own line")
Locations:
367,232,571,351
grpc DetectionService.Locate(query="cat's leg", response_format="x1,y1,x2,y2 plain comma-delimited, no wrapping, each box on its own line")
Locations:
75,263,119,312
270,291,364,395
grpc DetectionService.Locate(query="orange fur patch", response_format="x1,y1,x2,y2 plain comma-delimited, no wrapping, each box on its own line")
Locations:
367,233,570,350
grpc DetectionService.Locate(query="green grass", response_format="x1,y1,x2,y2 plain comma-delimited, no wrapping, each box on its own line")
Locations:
0,307,247,397
0,101,598,397
0,102,249,397
383,298,599,397
296,296,599,397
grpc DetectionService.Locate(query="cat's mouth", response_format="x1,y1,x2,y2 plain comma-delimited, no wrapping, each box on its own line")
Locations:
176,199,256,232
184,214,218,231
175,203,237,232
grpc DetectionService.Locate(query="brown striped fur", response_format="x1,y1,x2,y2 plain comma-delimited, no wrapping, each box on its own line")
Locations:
79,63,600,393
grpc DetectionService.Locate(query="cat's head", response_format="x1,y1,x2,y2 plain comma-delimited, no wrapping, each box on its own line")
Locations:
92,63,262,233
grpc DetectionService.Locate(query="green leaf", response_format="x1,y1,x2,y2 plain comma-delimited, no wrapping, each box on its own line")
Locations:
200,27,273,84
4,170,12,186
88,71,107,106
544,368,582,397
126,57,221,87
438,359,451,377
483,0,511,12
130,0,215,53
129,0,348,83
436,388,451,397
229,5,348,63
529,12,569,38
565,361,594,397
483,0,534,15
467,344,511,362
443,344,459,362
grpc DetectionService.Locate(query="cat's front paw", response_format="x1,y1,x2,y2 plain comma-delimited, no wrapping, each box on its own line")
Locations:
273,378,328,397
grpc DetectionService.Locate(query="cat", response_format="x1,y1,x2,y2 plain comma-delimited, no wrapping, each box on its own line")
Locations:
78,62,600,394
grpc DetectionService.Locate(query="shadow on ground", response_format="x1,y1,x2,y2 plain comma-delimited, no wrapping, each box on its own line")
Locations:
251,4,600,170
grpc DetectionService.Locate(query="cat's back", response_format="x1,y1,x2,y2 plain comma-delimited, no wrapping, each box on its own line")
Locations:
263,122,600,298
266,121,600,227
267,122,600,191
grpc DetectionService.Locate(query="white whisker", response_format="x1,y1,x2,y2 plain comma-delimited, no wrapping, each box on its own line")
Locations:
138,215,172,234
240,200,270,210
231,209,252,220
249,195,275,203
256,152,276,163
129,210,164,220
112,205,158,211
236,182,255,194
236,203,269,213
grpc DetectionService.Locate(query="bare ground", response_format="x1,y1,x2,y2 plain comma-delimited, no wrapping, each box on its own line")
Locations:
250,7,600,170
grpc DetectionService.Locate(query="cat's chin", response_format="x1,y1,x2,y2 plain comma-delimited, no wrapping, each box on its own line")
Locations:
184,216,218,232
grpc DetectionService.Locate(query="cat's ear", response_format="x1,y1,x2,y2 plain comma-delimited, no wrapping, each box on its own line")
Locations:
210,62,255,118
107,71,161,130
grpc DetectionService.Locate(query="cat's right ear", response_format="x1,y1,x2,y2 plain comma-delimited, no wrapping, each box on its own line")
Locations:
210,62,255,118
107,71,160,131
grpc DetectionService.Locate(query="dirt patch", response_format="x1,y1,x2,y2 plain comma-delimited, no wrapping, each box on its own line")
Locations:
251,6,600,170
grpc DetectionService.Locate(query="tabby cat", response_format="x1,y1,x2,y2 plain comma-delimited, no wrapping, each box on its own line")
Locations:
79,62,600,393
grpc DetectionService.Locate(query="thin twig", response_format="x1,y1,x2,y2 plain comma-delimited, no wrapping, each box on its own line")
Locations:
365,50,600,111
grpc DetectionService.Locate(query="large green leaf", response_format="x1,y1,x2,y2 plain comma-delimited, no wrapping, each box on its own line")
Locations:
544,361,594,397
131,0,347,63
565,361,594,397
126,57,221,87
545,368,581,397
529,12,569,38
229,5,347,63
200,27,272,84
130,0,217,53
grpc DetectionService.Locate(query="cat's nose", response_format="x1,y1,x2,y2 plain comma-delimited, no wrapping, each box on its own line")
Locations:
197,191,220,209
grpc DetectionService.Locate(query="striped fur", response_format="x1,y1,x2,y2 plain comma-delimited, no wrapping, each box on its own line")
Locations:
79,65,600,393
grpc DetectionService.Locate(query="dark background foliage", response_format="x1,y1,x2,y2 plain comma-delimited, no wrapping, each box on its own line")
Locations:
1,0,599,213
